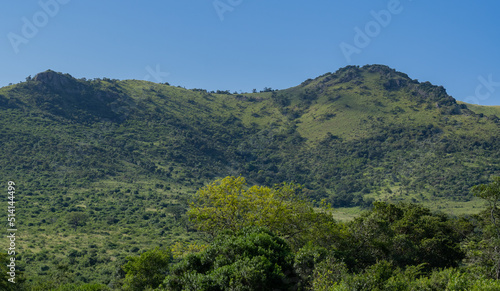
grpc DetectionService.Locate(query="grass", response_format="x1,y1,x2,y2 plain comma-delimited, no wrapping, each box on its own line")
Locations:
333,195,486,222
458,101,500,116
329,207,364,221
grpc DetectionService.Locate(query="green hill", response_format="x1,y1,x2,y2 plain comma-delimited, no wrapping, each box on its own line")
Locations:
1,65,499,285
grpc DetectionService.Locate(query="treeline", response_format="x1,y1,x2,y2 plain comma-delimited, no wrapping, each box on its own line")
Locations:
154,176,500,290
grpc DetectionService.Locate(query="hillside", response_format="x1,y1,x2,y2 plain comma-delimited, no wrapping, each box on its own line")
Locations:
1,65,500,285
2,65,500,210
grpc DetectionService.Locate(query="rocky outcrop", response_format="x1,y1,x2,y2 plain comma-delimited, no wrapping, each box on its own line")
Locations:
33,70,75,90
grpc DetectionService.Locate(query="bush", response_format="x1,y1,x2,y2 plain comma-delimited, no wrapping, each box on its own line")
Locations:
122,247,172,291
161,227,297,290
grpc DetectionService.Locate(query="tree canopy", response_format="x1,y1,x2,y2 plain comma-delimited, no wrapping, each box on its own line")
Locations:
187,176,341,249
160,227,296,291
122,248,172,291
465,177,500,279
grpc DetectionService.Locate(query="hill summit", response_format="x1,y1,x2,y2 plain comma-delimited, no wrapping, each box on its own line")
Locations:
33,69,72,87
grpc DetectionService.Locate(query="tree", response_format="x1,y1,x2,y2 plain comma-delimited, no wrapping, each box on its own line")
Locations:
471,177,500,230
341,202,468,271
66,212,87,231
161,227,296,291
122,248,172,291
464,177,500,279
293,243,330,290
187,176,340,249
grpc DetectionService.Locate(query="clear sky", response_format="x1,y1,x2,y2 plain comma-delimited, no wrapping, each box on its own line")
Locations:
1,0,500,105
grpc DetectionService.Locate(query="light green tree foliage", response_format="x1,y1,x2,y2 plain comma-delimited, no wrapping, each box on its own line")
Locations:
465,176,500,279
122,247,172,291
188,176,342,249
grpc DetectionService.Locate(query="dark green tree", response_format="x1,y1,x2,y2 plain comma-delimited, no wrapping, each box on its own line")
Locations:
66,212,87,231
122,247,172,291
161,227,297,290
464,177,500,279
341,202,469,271
293,243,329,290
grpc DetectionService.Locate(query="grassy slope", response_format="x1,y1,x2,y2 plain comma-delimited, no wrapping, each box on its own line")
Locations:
457,101,500,116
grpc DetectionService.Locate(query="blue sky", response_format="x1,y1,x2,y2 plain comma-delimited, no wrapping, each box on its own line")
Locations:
1,0,500,105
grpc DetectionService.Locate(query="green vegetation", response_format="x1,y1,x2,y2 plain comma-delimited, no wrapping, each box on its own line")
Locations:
312,263,500,290
122,248,171,290
161,227,296,290
0,65,499,288
464,177,500,279
457,101,500,118
118,176,499,290
187,176,339,249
